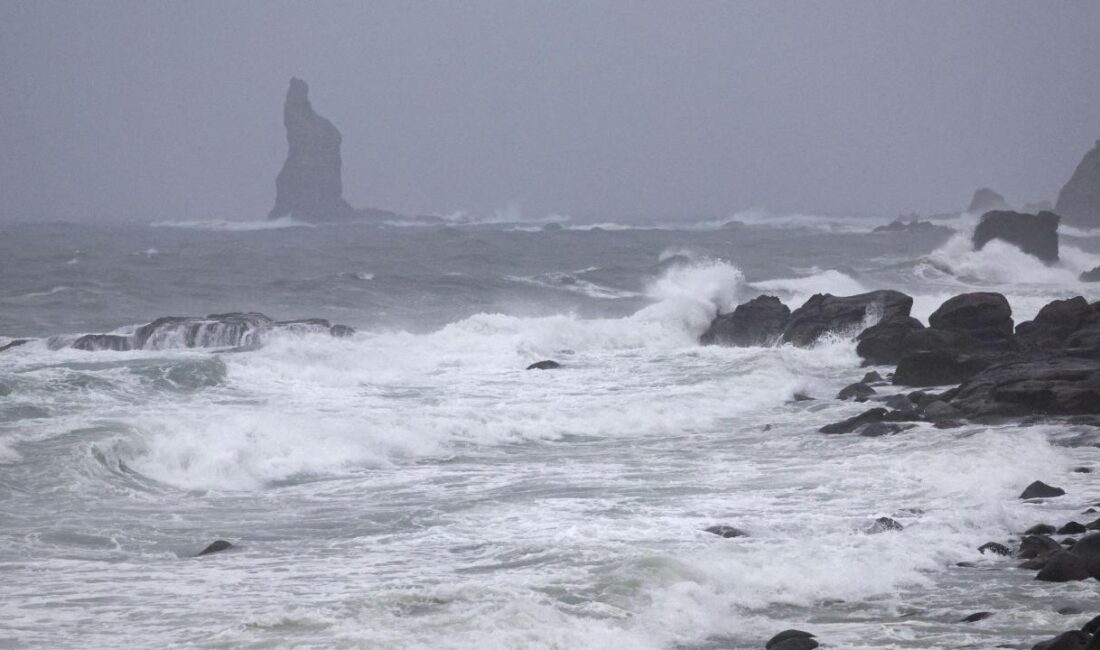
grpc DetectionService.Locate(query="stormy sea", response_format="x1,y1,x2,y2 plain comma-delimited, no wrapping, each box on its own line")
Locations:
2,212,1100,649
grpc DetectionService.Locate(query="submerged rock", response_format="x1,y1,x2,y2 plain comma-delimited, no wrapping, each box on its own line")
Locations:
196,540,234,556
960,611,994,623
268,78,356,222
867,517,903,533
526,360,561,370
1020,481,1066,500
0,339,29,353
1055,139,1100,229
972,210,1060,263
701,295,790,346
705,525,748,538
765,629,817,650
837,382,875,401
978,541,1011,556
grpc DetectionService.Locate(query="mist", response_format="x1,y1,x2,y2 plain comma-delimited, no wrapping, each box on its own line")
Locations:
1,0,1099,223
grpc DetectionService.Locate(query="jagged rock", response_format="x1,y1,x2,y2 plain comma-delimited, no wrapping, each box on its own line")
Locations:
950,356,1100,418
781,290,913,347
705,525,748,538
1017,297,1098,350
972,210,1060,263
765,630,817,650
968,188,1009,214
1055,139,1100,229
196,540,233,556
526,360,561,370
856,316,925,365
268,78,356,222
1021,481,1066,500
701,295,790,346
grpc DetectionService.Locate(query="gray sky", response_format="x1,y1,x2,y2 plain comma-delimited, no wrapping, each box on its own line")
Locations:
2,1,1098,223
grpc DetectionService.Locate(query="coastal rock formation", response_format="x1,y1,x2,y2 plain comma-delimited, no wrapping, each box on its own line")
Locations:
700,295,790,346
928,292,1016,348
1016,297,1099,350
1055,140,1100,229
967,188,1009,214
268,78,356,222
949,356,1100,418
872,218,951,235
780,290,913,347
1082,267,1100,282
972,210,1060,263
69,312,354,352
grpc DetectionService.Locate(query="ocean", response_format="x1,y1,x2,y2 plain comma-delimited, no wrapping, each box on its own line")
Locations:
2,213,1099,649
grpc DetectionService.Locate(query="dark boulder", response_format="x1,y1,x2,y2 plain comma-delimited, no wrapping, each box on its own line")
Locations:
857,422,908,437
0,339,30,353
1021,481,1066,500
893,350,992,387
1017,297,1097,350
972,210,1060,263
968,188,1009,214
781,290,913,347
526,360,561,370
837,382,875,401
1036,551,1091,582
1060,522,1088,535
329,324,355,337
1026,524,1057,535
856,316,925,365
1031,630,1091,650
921,400,961,421
705,525,748,539
1018,535,1062,559
701,295,790,346
1055,139,1100,229
1067,533,1100,576
960,611,994,623
765,630,817,650
978,542,1011,556
950,356,1100,418
196,540,234,556
873,218,951,234
861,371,885,383
928,292,1015,345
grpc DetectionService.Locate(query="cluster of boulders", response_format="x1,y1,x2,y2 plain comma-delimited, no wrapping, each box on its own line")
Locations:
62,312,355,352
703,288,1100,428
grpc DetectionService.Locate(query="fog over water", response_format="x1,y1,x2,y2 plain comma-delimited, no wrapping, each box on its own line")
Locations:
1,1,1099,223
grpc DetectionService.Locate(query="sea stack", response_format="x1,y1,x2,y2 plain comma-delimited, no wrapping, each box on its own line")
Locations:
267,78,356,222
1055,140,1100,229
972,210,1059,263
967,188,1009,214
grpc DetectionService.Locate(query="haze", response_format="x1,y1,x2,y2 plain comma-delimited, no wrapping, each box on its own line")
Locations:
1,0,1098,223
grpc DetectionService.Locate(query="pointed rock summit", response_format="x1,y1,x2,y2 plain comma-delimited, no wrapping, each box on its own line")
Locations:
1056,140,1100,229
268,78,356,222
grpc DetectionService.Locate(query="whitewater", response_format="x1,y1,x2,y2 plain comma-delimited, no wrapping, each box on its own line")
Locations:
2,215,1100,649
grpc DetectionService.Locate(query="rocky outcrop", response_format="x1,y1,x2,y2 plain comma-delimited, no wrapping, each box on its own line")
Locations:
928,292,1016,348
68,312,354,352
1082,267,1100,282
1016,297,1099,350
949,356,1100,418
856,316,925,365
1055,140,1100,229
872,218,951,235
700,295,790,346
780,290,913,347
268,78,356,222
972,210,1059,263
967,188,1009,214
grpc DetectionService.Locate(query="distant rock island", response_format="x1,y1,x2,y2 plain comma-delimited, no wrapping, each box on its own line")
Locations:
1055,139,1100,230
966,188,1009,215
268,78,357,222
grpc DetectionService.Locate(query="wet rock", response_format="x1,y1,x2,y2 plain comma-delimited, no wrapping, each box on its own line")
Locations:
837,382,876,401
526,360,561,370
1055,139,1100,229
950,356,1100,418
922,400,961,421
781,290,913,347
1082,267,1100,283
978,542,1011,556
1063,538,1078,547
856,316,925,365
1059,606,1084,616
268,78,356,222
1026,524,1057,535
765,630,817,650
196,540,233,556
1082,614,1100,635
819,408,917,434
0,339,30,353
857,422,907,437
1074,467,1093,474
1059,522,1088,535
1067,533,1100,576
705,525,748,539
867,517,903,533
893,349,992,387
329,324,355,337
972,210,1060,263
1036,551,1091,582
861,371,885,384
960,611,994,623
1018,535,1061,559
1031,630,1091,650
72,334,133,352
928,292,1016,346
791,393,815,402
1017,297,1097,350
1021,481,1066,500
701,295,790,346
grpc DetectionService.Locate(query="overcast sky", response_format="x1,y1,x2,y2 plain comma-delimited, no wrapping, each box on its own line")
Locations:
1,1,1098,223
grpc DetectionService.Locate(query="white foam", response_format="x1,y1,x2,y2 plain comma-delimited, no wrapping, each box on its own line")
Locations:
149,217,315,231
